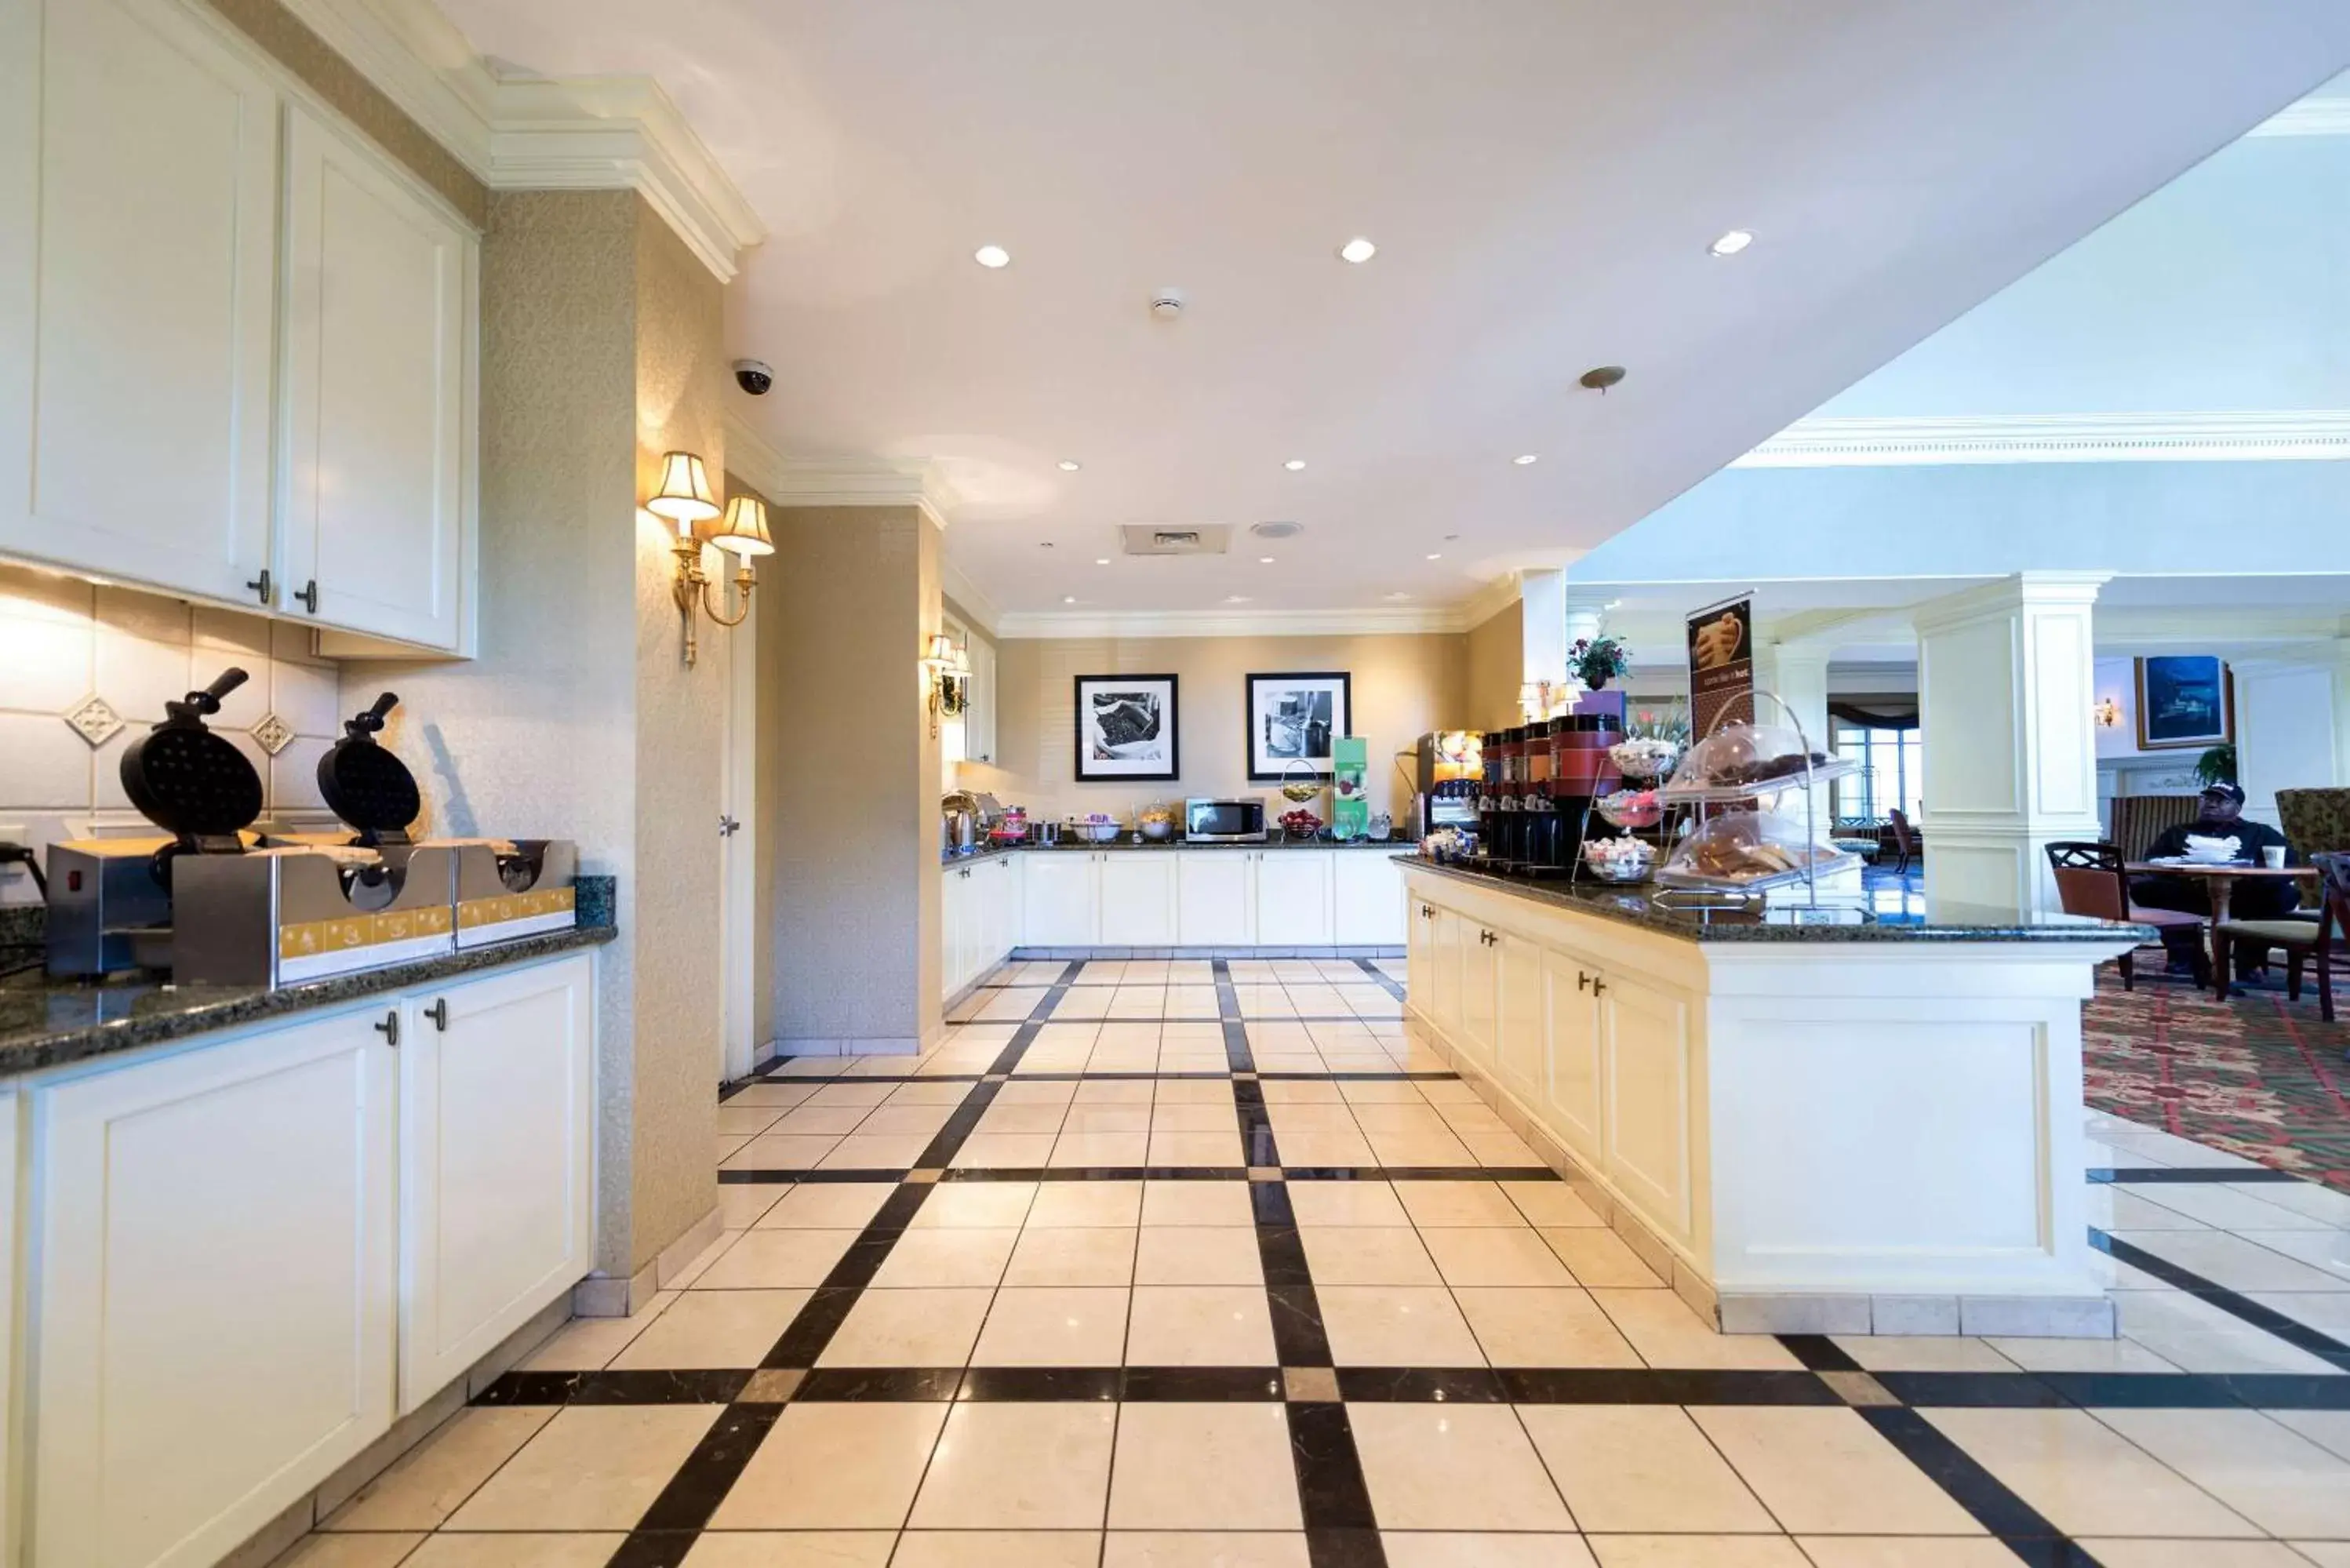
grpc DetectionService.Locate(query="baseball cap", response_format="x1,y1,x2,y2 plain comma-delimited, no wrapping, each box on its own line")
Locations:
2199,781,2246,806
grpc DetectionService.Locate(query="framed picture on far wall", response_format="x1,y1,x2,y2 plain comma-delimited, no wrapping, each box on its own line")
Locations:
2135,655,2232,751
1074,674,1180,781
1246,671,1351,780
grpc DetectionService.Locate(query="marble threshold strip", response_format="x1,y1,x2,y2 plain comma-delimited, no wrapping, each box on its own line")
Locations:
510,955,2350,1568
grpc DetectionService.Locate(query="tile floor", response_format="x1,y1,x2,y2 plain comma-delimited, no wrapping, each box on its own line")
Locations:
276,957,2350,1567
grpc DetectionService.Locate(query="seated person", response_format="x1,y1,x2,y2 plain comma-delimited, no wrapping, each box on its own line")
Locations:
2131,783,2299,973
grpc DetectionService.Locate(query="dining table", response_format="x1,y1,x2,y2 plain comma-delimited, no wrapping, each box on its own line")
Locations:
2124,859,2323,997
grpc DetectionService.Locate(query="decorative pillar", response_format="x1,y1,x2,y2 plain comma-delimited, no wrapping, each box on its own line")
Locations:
1519,569,1569,695
2336,635,2350,788
1758,642,1832,754
1912,573,2108,915
2235,652,2348,827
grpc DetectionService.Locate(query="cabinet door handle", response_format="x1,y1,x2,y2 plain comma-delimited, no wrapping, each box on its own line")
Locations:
245,569,272,606
1592,977,1608,996
424,999,449,1031
295,579,319,613
373,1009,400,1048
1577,970,1592,991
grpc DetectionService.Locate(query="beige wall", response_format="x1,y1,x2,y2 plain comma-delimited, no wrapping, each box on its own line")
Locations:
977,633,1468,824
1465,599,1525,733
765,506,945,1050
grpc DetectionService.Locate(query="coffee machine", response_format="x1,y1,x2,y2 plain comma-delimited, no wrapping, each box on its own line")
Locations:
1410,731,1482,839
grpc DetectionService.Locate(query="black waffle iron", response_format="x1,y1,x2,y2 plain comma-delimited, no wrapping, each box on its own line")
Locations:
119,668,264,887
318,693,421,850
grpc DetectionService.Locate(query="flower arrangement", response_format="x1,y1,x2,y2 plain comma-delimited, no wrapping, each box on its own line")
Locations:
1569,635,1632,690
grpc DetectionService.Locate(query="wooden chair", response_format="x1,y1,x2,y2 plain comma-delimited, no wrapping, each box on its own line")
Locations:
2220,851,2347,1020
2044,839,2209,991
2108,795,2202,863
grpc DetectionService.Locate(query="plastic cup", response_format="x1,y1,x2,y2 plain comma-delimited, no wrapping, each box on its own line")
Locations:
2262,845,2287,869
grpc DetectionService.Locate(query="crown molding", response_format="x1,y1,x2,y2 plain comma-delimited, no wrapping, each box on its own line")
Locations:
2247,97,2350,137
722,418,960,529
1732,410,2350,468
283,0,763,281
995,606,1468,640
940,561,1002,639
1456,572,1524,632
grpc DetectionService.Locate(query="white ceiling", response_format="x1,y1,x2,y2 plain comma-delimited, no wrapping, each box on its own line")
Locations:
437,0,2350,619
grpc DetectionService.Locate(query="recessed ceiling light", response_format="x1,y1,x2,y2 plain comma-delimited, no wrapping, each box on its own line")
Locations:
1338,237,1377,264
1225,595,1251,604
1061,595,1077,604
1282,459,1306,471
1708,229,1754,256
1425,552,1442,561
974,244,1011,268
1258,556,1275,565
1384,591,1413,602
1057,459,1081,471
1513,453,1539,465
1094,557,1110,566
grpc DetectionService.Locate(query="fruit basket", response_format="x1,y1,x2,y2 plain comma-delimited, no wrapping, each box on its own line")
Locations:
1277,808,1325,841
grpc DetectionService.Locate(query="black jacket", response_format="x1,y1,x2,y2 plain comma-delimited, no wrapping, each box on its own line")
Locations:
2144,817,2292,863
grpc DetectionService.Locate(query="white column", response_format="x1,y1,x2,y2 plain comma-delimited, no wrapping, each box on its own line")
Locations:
2235,653,2348,826
2335,636,2350,788
1519,569,1568,692
1912,573,2108,915
1759,642,1832,754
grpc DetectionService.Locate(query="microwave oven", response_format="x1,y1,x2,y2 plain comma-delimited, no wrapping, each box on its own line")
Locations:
1184,797,1266,842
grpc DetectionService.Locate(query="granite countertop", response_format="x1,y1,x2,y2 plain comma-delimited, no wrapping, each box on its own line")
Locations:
944,838,1412,866
0,875,620,1077
1402,857,2155,944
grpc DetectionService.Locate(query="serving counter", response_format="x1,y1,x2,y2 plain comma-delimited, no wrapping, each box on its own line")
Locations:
1402,857,2148,1337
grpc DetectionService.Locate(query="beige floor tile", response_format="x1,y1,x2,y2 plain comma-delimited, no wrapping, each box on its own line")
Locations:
1364,1130,1478,1167
893,1533,1101,1567
677,1531,896,1566
2112,1290,2343,1375
1923,1408,2270,1541
868,1226,1017,1289
770,1057,852,1078
1134,1227,1264,1286
1059,1106,1151,1134
818,1287,992,1367
1464,1130,1544,1166
718,1105,786,1137
271,1534,426,1567
809,1082,898,1108
1148,1130,1247,1166
888,1081,979,1106
1377,1533,1593,1568
1283,1181,1409,1227
1828,1336,2021,1373
820,1133,934,1170
717,1182,792,1230
1348,1402,1571,1530
1791,1542,2028,1568
518,1290,680,1371
1299,1228,1441,1286
1519,1405,1772,1533
1584,1540,1807,1568
1075,1079,1155,1104
1151,1103,1242,1133
445,1404,721,1530
1100,1533,1311,1567
2094,1406,2350,1537
1266,1103,1370,1133
1453,1287,1642,1368
1126,1286,1279,1366
708,1399,951,1529
1349,1103,1456,1135
694,1228,857,1290
725,1133,844,1171
609,1290,809,1370
909,1181,1038,1228
663,1228,739,1290
953,1133,1057,1168
759,1182,898,1230
1256,1075,1337,1101
973,1286,1133,1366
1005,1226,1139,1286
1142,1181,1257,1226
1340,1080,1428,1104
1691,1406,1983,1536
322,1407,557,1531
1028,1180,1145,1227
1541,1228,1661,1287
855,1105,955,1139
726,1082,822,1108
2111,1229,2350,1293
1154,1078,1237,1103
1391,1180,1526,1228
1109,1402,1303,1529
774,1105,875,1137
1053,1130,1153,1167
1591,1289,1802,1370
1316,1286,1486,1366
2065,1545,2312,1568
1421,1227,1575,1288
404,1537,628,1568
909,1401,1119,1529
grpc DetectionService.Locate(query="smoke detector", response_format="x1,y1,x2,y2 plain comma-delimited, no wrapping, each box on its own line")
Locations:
1250,521,1304,540
1150,288,1187,320
1119,524,1231,557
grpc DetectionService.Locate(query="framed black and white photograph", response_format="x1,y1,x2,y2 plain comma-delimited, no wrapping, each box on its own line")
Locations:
1074,674,1180,781
1246,671,1351,780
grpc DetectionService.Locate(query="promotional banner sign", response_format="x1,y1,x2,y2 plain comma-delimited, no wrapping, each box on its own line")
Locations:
1686,593,1755,742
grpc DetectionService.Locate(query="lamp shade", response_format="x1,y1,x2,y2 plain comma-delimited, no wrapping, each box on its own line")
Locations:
646,450,721,523
926,633,958,665
712,494,774,557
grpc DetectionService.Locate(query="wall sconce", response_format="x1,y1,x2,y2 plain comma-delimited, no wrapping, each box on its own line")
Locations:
923,633,970,739
2094,697,2123,729
648,451,772,668
1519,678,1584,723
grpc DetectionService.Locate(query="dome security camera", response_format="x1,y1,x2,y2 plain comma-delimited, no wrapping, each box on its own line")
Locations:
733,358,774,396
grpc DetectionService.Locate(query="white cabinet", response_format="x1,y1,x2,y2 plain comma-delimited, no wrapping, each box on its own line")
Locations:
31,1005,398,1568
1406,897,1435,1006
966,636,998,765
1099,853,1178,947
1021,853,1100,946
980,855,1017,972
0,0,280,604
1459,918,1499,1068
398,955,591,1412
944,857,1022,998
1541,947,1602,1163
1600,970,1695,1243
940,865,969,1001
1333,852,1410,947
1177,853,1254,946
1493,930,1545,1104
1430,907,1467,1039
1254,849,1334,946
279,104,470,649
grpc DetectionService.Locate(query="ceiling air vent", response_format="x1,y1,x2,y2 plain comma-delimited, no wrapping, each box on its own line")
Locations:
1119,525,1231,557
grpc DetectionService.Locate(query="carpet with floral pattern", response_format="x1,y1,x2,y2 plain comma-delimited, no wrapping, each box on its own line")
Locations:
2083,960,2350,1185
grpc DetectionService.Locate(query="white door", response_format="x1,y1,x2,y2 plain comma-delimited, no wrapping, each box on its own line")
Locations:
718,589,758,1079
1021,853,1099,946
31,1006,397,1568
1430,907,1466,1036
940,866,972,998
1494,930,1545,1103
1333,852,1409,946
984,855,1017,971
278,104,470,649
398,955,593,1412
1099,853,1178,946
1459,919,1499,1068
1541,948,1603,1162
1406,895,1434,1009
1254,850,1334,946
0,0,278,604
1601,971,1695,1243
1177,852,1254,946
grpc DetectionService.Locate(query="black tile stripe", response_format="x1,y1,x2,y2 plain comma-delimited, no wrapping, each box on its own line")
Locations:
475,1369,751,1406
1287,1401,1384,1566
1352,955,1408,1002
2090,1166,2305,1184
626,1401,784,1533
2091,1228,2350,1372
1777,1333,1863,1373
1857,1405,2094,1557
1497,1368,1843,1406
